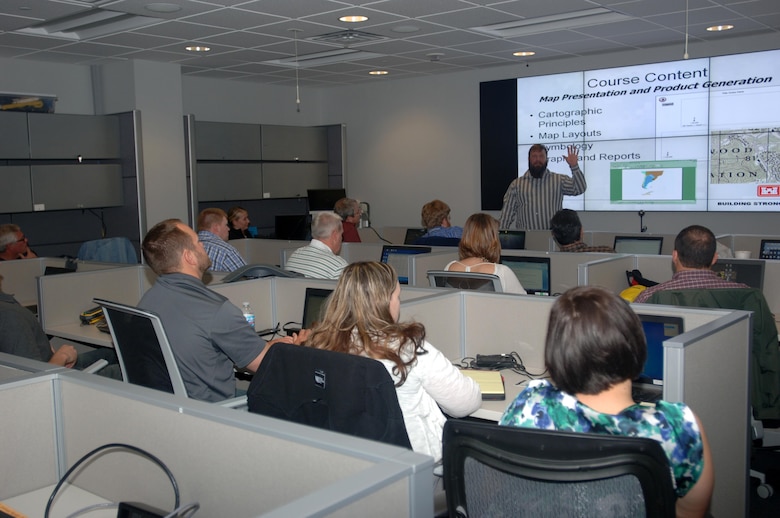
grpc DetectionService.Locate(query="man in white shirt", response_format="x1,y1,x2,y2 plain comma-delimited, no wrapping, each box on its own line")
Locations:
285,212,348,280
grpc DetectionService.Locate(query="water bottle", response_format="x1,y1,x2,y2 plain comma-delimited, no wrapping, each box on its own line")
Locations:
242,302,255,330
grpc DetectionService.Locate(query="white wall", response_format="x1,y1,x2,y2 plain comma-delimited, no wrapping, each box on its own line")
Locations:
0,58,94,114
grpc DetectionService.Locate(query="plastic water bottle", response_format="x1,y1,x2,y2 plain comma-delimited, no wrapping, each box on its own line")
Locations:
242,302,255,330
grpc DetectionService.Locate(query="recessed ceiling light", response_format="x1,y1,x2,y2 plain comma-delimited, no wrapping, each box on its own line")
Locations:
706,24,734,32
513,51,536,57
339,15,368,23
145,3,182,14
369,70,389,75
185,45,211,52
392,25,420,33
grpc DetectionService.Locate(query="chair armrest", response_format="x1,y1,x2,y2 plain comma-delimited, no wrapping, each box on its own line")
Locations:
82,359,109,374
220,395,248,410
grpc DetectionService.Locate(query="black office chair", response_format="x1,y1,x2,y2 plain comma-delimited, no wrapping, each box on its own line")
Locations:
247,342,411,449
442,420,676,518
221,263,303,282
94,298,187,397
427,270,503,292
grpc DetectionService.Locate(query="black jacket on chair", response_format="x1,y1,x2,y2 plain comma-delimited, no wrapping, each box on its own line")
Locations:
247,343,412,449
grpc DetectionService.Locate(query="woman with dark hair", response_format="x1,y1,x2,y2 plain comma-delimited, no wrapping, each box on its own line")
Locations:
227,206,252,239
500,286,713,518
306,261,481,461
443,213,526,294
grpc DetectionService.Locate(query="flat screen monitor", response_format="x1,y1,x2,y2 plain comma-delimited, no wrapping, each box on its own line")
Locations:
759,239,780,261
499,256,551,296
635,314,684,386
44,266,77,275
380,245,432,285
613,235,664,255
711,258,765,290
404,228,427,245
306,188,346,211
274,214,311,240
498,230,525,250
302,287,333,329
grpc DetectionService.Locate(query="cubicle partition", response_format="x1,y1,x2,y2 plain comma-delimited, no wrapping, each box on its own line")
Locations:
341,242,387,263
578,254,674,295
0,257,128,309
499,249,613,295
37,265,156,348
524,230,556,252
0,352,63,383
230,238,309,266
358,226,407,245
0,370,434,517
409,250,459,287
590,231,676,255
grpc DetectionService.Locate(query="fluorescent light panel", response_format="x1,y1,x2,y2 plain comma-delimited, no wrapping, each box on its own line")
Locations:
16,9,162,40
472,8,632,38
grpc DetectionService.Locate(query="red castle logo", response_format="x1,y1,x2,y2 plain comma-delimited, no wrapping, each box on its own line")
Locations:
757,185,780,197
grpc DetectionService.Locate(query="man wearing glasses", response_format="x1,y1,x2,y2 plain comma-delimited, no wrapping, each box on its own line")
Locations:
0,224,37,261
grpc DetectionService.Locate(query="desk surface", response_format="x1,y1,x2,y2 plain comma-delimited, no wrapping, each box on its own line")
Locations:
45,323,114,348
468,369,530,421
3,485,115,518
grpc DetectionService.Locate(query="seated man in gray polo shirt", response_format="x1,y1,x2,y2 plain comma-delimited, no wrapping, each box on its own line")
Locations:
139,219,301,402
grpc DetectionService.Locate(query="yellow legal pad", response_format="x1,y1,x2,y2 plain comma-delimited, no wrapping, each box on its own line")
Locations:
461,369,505,401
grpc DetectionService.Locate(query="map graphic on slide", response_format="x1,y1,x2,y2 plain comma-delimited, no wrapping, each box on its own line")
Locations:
642,170,664,189
710,129,780,185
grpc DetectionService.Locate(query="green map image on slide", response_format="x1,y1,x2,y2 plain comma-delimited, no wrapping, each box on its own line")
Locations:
710,130,780,184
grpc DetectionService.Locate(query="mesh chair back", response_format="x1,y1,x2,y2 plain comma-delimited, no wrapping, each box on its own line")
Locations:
95,298,187,397
247,342,411,449
427,270,502,292
443,420,676,518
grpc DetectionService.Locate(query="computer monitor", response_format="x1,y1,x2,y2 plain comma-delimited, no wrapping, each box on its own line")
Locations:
302,287,333,329
613,235,664,255
274,214,311,240
759,239,780,260
44,265,77,275
306,188,346,211
635,314,684,386
711,258,765,290
404,228,427,245
380,245,432,284
499,256,551,296
498,230,525,250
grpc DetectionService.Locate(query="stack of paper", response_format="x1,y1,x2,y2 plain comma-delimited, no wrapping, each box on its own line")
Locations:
461,370,505,400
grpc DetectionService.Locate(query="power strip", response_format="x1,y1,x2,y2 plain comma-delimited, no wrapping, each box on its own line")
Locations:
474,354,516,370
116,502,167,518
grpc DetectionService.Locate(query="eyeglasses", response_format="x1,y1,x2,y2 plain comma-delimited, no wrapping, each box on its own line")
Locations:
15,235,27,243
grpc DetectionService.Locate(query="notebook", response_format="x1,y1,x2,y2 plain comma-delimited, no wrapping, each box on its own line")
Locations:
632,314,684,403
461,370,505,401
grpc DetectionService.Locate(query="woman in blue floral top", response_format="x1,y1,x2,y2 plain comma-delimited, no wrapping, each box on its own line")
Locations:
500,286,713,518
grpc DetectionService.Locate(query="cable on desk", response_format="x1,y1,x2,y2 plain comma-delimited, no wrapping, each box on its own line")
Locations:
64,501,119,518
44,443,180,518
164,502,201,518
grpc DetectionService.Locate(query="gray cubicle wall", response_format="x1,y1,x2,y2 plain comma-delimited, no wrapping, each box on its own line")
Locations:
0,371,434,517
0,352,63,383
589,231,677,255
0,257,128,309
230,238,310,267
578,254,673,295
501,249,615,295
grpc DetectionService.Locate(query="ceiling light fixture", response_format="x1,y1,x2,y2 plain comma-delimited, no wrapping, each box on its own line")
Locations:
471,8,632,38
16,9,162,40
513,51,536,57
145,3,182,14
185,45,210,52
310,29,384,45
264,48,383,68
339,15,368,23
706,24,734,32
369,70,388,75
392,25,420,34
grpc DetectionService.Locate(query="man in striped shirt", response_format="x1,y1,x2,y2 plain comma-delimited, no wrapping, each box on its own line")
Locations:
284,211,348,280
499,144,586,230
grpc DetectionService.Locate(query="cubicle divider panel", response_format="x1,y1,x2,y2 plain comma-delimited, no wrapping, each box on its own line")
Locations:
733,234,780,258
411,251,459,288
0,380,59,500
664,311,751,518
633,254,673,286
0,353,63,382
0,257,48,307
37,265,150,346
590,232,677,255
358,226,407,245
231,238,310,266
577,255,636,294
462,293,554,373
400,292,464,360
209,277,275,332
270,277,338,329
53,375,430,518
340,242,386,264
525,230,555,252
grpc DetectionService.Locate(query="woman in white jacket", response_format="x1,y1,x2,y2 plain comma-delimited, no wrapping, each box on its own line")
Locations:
306,261,482,461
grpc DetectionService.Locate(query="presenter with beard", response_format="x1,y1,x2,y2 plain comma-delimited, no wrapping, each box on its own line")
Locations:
498,144,586,230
